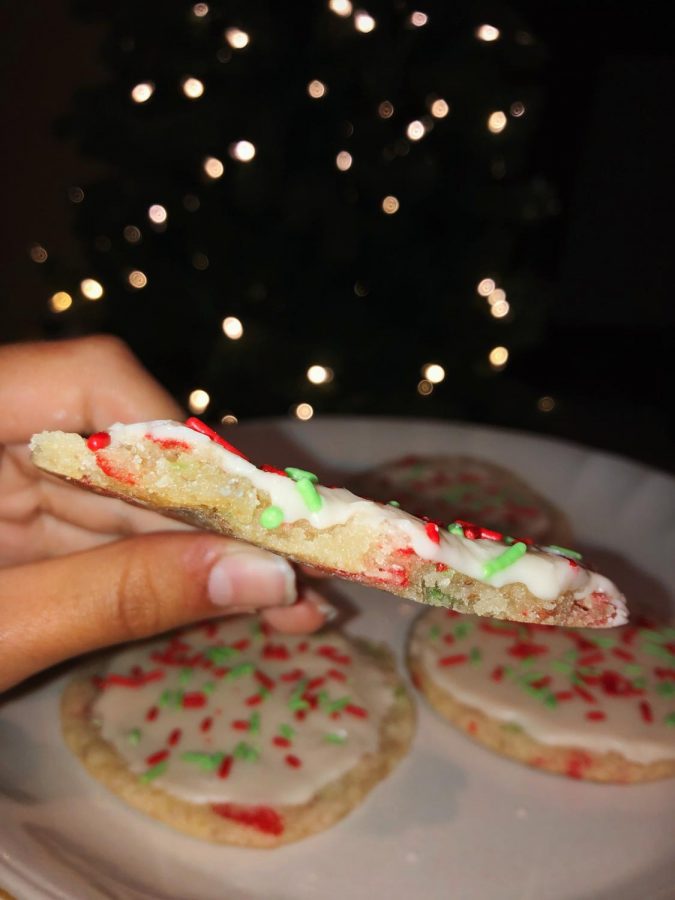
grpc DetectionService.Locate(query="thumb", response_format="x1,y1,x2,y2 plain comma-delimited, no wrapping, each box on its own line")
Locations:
0,533,296,692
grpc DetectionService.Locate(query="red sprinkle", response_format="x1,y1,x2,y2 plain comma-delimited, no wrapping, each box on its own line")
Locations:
425,522,440,544
98,669,165,689
435,562,448,572
639,701,653,723
280,668,305,682
261,464,289,477
145,706,159,722
86,431,111,451
508,641,548,659
211,803,284,836
344,703,368,718
612,647,635,662
255,671,276,691
574,684,596,704
145,749,169,766
95,454,137,485
200,717,213,733
491,665,504,682
585,710,606,721
145,434,191,451
167,728,182,746
217,755,233,779
296,641,309,653
285,754,302,768
182,692,207,708
439,654,469,667
263,643,290,660
246,694,263,706
273,736,291,748
327,668,347,682
184,417,249,460
232,720,250,731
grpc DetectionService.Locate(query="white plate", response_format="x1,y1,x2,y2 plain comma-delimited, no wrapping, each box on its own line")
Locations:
2,416,674,900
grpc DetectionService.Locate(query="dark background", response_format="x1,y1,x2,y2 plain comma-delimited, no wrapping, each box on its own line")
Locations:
1,0,673,473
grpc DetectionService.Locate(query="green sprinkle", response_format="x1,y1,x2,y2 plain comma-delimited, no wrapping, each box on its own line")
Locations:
543,693,558,709
295,477,323,513
228,663,255,680
469,647,482,664
552,660,574,674
202,681,216,695
640,630,667,644
324,732,347,744
664,713,675,727
632,678,647,690
139,761,168,783
623,664,644,678
249,711,261,734
233,741,259,762
482,542,527,580
454,621,473,639
206,645,238,664
503,535,516,545
160,689,183,708
429,625,441,640
447,523,464,536
260,505,284,529
425,586,446,605
642,643,675,662
181,751,224,771
661,627,675,640
387,500,401,507
127,728,142,746
257,687,270,700
289,695,310,712
546,544,583,561
279,723,295,740
250,620,263,638
656,682,675,697
588,635,616,649
285,466,318,483
178,667,194,686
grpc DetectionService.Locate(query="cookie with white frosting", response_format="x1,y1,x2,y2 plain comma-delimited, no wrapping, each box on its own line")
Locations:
30,417,627,628
61,616,415,846
350,454,573,547
408,607,675,782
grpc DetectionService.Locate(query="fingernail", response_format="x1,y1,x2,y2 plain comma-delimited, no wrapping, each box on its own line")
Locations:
303,589,339,622
208,548,297,608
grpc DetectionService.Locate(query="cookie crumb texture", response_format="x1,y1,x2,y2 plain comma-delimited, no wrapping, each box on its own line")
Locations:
408,608,675,783
30,420,627,627
61,617,415,847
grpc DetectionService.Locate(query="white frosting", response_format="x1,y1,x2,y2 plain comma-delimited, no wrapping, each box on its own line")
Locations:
105,420,627,622
93,617,395,805
411,609,675,765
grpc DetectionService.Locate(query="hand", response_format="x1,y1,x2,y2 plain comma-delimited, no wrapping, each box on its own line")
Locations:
0,336,333,692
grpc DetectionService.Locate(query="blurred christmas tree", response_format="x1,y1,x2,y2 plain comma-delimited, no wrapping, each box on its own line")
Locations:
43,0,558,425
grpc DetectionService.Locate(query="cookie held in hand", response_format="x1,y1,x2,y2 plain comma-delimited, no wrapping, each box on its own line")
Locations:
30,418,627,627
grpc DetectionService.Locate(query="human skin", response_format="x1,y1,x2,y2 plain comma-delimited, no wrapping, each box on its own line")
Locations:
0,336,330,692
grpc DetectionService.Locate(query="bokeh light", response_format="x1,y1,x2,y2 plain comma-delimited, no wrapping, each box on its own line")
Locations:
487,111,507,134
123,225,142,243
188,389,210,413
80,278,104,301
510,101,526,117
476,24,500,42
307,79,327,99
537,396,556,413
181,77,205,98
336,150,353,171
422,363,445,383
221,413,238,425
225,28,250,49
406,120,425,141
307,365,334,384
354,11,376,32
417,379,433,396
329,0,353,15
148,204,167,223
192,3,209,17
293,402,314,421
409,11,428,27
490,299,510,318
229,140,256,161
382,195,400,214
378,100,394,119
477,278,496,296
29,243,48,263
430,99,449,118
128,270,148,289
49,291,72,313
131,82,154,103
488,346,509,368
203,156,225,178
222,316,244,339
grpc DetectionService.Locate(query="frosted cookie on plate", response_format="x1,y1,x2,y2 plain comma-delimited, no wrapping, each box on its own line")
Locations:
408,608,675,782
350,454,573,547
30,417,627,627
61,616,415,847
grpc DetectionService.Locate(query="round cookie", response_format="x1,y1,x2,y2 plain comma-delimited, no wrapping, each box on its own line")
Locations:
408,607,675,783
350,454,573,547
30,418,627,628
61,616,415,847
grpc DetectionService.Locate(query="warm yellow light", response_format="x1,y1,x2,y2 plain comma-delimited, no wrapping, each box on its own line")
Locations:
354,10,376,32
477,278,496,296
406,120,425,141
225,27,250,49
192,3,209,17
336,150,353,171
488,111,507,134
222,316,244,340
203,156,224,178
188,389,210,413
417,379,433,396
182,77,205,98
131,82,154,103
293,402,314,421
476,24,500,42
221,413,238,425
329,0,353,15
148,204,168,223
487,288,506,306
510,101,525,118
307,365,334,385
422,363,445,384
307,79,327,99
382,195,400,214
128,270,148,289
229,140,256,162
410,11,428,26
49,291,72,313
430,98,449,118
80,278,104,301
490,299,510,318
29,244,48,263
537,396,556,413
123,225,142,243
489,346,509,367
378,100,394,119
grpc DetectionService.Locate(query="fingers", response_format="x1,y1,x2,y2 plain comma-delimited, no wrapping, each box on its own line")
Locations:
0,533,300,692
0,335,183,443
261,586,338,633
